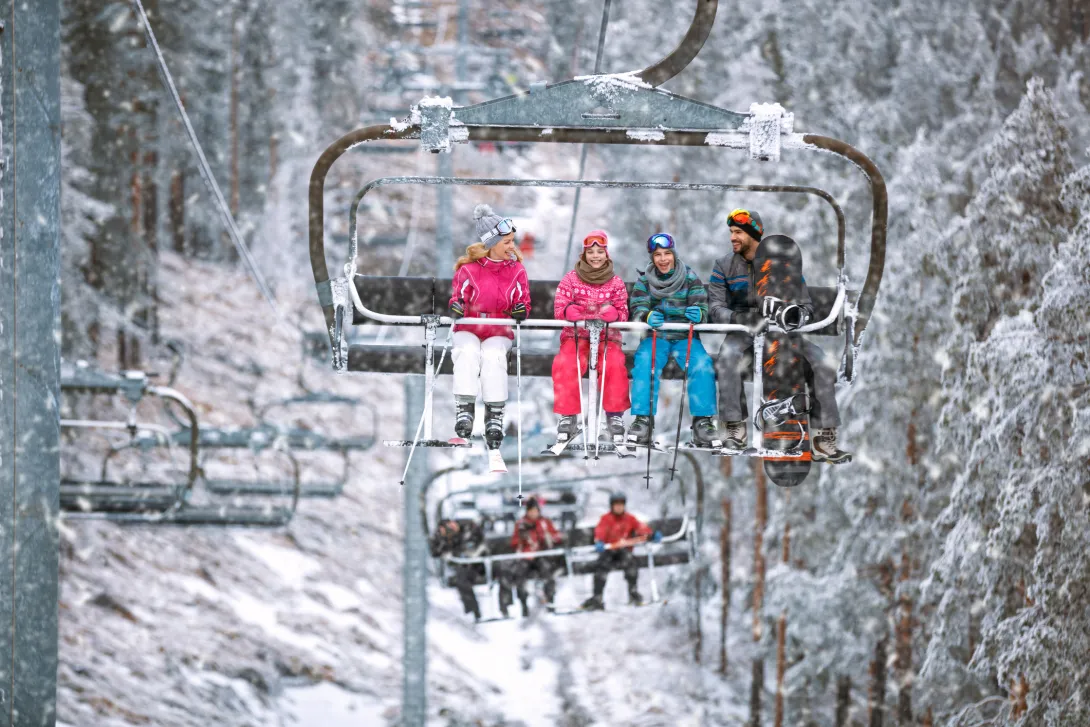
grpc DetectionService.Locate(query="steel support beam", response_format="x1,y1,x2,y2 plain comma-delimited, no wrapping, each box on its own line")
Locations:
401,378,428,726
0,1,62,724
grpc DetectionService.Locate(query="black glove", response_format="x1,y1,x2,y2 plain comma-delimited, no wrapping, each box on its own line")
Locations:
761,296,786,320
449,301,464,319
507,303,528,322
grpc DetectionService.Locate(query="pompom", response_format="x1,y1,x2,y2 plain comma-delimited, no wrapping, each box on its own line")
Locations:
473,203,494,220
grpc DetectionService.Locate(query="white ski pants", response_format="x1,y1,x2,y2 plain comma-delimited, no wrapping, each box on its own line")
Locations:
452,331,511,403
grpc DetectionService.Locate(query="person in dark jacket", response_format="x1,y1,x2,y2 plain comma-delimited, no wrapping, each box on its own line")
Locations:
581,492,662,610
707,208,850,461
500,498,562,617
627,233,723,449
430,518,486,621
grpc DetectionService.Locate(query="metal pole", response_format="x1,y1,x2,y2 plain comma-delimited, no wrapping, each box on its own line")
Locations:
433,0,469,276
402,377,429,726
0,2,62,724
561,0,612,272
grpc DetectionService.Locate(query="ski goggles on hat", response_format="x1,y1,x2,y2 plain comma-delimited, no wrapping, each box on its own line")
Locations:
728,209,762,235
480,218,516,242
647,233,676,253
583,234,608,249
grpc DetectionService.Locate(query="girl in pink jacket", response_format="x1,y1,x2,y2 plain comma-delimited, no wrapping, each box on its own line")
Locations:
449,204,532,449
551,230,630,444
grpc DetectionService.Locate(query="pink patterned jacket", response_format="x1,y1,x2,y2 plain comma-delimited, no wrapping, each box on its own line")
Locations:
553,270,629,344
449,257,531,340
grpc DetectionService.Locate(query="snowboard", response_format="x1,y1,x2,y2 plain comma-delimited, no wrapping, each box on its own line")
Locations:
752,234,812,488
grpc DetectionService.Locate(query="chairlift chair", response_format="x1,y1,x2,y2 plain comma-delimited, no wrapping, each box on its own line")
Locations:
307,0,887,487
60,362,299,526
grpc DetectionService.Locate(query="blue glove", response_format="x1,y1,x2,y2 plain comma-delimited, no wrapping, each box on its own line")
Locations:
647,310,665,328
684,306,703,323
652,531,663,543
594,541,606,553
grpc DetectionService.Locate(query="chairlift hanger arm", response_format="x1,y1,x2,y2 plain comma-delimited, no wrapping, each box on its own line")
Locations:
636,0,718,87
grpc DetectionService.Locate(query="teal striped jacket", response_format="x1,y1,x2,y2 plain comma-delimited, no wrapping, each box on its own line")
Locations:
628,266,709,341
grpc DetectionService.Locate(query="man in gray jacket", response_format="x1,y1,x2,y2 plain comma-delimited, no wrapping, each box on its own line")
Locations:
708,208,850,462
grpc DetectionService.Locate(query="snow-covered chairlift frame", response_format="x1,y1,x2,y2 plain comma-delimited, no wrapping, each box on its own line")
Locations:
60,364,300,526
308,0,887,455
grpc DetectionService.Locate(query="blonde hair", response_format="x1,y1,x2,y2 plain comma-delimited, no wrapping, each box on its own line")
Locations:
454,241,523,271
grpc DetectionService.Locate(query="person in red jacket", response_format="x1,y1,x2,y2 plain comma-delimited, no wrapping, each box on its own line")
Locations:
499,498,562,617
582,491,662,610
551,230,631,445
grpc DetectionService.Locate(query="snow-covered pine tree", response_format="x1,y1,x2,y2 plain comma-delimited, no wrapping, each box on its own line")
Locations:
922,80,1088,727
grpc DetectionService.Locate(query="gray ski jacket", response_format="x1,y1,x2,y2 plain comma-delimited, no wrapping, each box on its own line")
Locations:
708,252,814,323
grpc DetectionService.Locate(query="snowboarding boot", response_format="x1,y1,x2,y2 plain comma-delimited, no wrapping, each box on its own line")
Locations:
454,400,475,439
484,403,505,450
691,416,724,449
555,415,580,443
628,586,644,607
603,414,626,442
723,420,748,451
811,427,852,464
581,595,605,611
626,415,652,446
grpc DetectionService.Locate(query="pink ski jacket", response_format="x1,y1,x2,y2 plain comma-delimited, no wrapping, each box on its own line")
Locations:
553,270,628,343
449,257,531,340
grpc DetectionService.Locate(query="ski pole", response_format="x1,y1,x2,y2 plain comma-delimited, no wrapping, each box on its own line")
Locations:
644,329,658,487
585,320,601,462
399,324,454,485
595,323,609,460
516,322,523,502
574,321,587,444
669,323,695,482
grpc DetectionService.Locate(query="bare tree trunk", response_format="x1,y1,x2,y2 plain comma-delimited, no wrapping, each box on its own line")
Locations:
170,169,185,253
226,3,241,260
869,639,888,727
1010,675,1029,718
750,459,768,727
835,675,851,727
774,493,791,727
122,126,143,368
720,498,732,676
895,550,913,726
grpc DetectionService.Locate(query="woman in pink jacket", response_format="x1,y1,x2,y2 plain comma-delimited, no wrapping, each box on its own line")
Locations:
449,204,532,450
551,230,630,444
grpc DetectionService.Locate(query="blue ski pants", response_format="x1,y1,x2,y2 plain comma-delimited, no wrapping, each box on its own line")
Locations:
630,337,717,417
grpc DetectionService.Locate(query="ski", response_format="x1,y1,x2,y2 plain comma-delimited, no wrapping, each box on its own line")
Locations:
487,447,508,474
384,438,472,448
540,430,581,457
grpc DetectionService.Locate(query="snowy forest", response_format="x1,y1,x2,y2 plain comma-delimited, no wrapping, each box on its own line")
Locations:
48,0,1090,725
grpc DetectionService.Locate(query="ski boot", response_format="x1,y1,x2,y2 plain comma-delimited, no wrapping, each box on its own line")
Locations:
484,403,505,450
628,586,644,607
723,420,748,451
454,400,475,440
519,596,530,619
691,416,724,449
555,414,580,444
471,604,481,623
602,413,626,443
811,427,852,464
581,595,605,611
626,415,652,447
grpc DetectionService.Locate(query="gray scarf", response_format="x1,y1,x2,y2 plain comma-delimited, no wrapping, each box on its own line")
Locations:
642,257,691,299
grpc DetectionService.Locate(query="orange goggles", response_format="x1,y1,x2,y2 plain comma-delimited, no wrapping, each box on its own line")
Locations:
583,235,608,249
728,208,762,234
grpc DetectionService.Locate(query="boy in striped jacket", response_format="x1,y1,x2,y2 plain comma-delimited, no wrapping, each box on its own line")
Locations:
626,233,722,448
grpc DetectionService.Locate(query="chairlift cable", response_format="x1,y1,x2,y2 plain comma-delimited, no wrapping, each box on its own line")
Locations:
130,0,282,320
561,0,614,272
